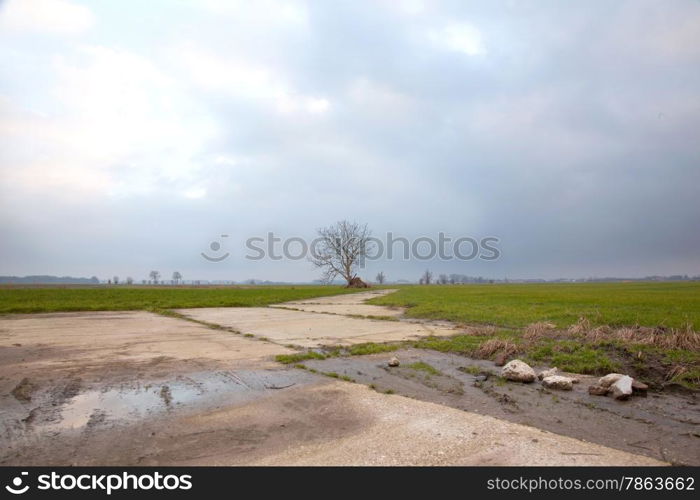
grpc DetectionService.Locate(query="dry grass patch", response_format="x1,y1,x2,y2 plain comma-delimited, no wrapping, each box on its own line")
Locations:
475,338,518,359
666,365,687,381
564,316,699,351
583,325,614,342
523,321,557,340
582,324,699,351
460,325,498,336
567,317,591,335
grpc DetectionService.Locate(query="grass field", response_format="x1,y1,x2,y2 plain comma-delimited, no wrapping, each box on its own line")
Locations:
0,285,361,314
368,282,700,388
369,282,700,330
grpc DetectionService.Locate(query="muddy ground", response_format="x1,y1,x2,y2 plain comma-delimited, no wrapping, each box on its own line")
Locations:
0,361,667,466
302,349,700,465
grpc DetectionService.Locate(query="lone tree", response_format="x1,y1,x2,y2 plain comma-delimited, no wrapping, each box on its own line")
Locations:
172,271,182,284
149,270,160,284
375,271,386,284
311,220,374,285
421,269,433,285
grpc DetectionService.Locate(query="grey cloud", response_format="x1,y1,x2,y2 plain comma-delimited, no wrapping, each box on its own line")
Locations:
0,0,698,281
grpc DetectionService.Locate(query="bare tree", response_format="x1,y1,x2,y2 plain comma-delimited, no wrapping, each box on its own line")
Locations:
172,271,182,284
438,274,448,285
310,220,374,285
126,276,134,285
149,270,160,284
113,276,119,285
421,269,433,285
375,271,386,284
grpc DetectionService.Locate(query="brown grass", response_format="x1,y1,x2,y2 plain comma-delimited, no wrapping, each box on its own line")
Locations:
583,325,614,342
596,325,699,350
560,316,699,350
475,338,518,359
461,325,498,336
567,317,591,335
665,365,687,381
523,321,557,340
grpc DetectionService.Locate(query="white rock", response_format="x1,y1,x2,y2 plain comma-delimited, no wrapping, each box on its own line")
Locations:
610,375,634,400
388,356,400,367
501,359,536,383
599,373,625,388
538,367,558,380
541,375,574,391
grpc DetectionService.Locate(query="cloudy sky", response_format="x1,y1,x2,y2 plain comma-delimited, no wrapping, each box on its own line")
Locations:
1,0,699,282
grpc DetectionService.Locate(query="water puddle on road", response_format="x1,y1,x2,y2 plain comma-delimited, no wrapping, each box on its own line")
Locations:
44,369,313,432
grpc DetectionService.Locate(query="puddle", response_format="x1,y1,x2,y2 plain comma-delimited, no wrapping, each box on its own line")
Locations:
42,369,316,432
47,387,161,430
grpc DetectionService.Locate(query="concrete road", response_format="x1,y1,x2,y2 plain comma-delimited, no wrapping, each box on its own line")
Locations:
271,289,406,317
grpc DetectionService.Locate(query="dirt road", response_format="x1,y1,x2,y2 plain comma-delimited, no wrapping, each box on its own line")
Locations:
0,290,690,465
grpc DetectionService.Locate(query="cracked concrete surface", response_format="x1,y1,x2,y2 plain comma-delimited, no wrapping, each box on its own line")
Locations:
176,306,452,347
176,290,452,348
271,289,405,317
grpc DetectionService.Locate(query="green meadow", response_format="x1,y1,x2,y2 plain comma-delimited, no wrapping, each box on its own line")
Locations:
0,285,360,314
369,281,700,330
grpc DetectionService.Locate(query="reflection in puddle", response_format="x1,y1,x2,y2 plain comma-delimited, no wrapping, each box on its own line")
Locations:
46,370,311,432
50,388,162,430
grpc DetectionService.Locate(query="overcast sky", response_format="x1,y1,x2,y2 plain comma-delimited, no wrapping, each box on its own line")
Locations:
1,0,699,282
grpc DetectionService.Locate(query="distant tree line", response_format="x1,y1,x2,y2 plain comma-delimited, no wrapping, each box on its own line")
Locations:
0,275,100,284
419,271,494,284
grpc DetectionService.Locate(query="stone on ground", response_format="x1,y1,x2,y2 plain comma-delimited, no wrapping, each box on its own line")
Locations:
541,375,574,391
610,375,634,400
599,373,625,388
501,359,536,383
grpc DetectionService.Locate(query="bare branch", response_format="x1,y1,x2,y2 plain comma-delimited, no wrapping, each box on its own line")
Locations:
310,220,374,285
